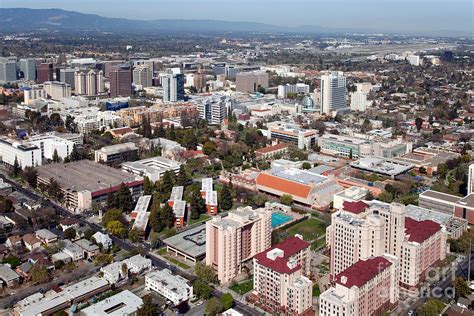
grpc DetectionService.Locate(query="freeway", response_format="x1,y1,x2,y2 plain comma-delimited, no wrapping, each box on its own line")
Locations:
0,174,260,315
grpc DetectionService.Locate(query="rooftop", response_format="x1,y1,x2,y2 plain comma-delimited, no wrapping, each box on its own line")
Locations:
343,201,369,214
256,172,312,199
419,190,461,204
335,256,392,288
405,217,441,243
255,143,288,155
146,269,191,294
350,156,414,176
81,290,143,316
163,224,207,258
95,142,137,154
254,236,310,274
170,186,184,201
37,160,140,194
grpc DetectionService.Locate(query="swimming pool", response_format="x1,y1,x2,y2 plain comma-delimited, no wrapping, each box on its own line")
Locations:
272,213,292,228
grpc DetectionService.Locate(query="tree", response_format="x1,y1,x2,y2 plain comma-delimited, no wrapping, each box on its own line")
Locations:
52,149,60,163
102,208,125,227
83,228,94,241
220,293,234,310
63,227,76,240
30,265,49,284
219,185,233,210
194,279,213,299
161,203,175,228
143,177,154,195
195,262,218,284
205,297,223,316
280,194,293,206
137,294,160,316
21,167,38,187
416,298,445,316
10,156,21,177
128,228,142,243
190,191,207,219
203,141,217,156
115,183,134,212
302,162,312,170
160,171,175,199
349,148,353,160
149,196,164,232
93,253,113,266
121,262,128,278
415,117,423,132
106,220,126,238
176,165,190,186
2,256,21,269
454,277,471,300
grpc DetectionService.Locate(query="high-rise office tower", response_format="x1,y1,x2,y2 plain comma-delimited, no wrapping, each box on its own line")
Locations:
468,164,474,195
132,65,153,88
18,58,36,81
320,71,347,115
36,63,54,84
162,73,185,102
193,73,206,92
74,69,104,96
235,71,269,93
109,65,132,97
0,58,18,83
59,68,76,89
74,71,87,95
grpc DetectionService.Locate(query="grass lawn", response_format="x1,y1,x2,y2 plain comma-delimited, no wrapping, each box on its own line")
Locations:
157,248,167,256
312,284,321,297
230,278,253,295
287,217,327,241
164,256,191,270
311,237,326,250
188,214,211,225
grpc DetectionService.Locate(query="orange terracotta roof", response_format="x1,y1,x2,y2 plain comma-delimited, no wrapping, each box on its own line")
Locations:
256,173,312,199
255,143,288,154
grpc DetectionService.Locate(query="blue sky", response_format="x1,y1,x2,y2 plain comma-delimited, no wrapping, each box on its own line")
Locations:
2,0,473,34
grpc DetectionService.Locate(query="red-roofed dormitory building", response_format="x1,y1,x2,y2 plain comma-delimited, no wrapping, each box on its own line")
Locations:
252,235,313,316
327,201,447,297
319,255,399,316
201,177,218,215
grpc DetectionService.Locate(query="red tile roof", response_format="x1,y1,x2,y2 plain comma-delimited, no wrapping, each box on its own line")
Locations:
343,201,368,214
405,217,441,243
255,143,288,155
256,173,312,198
110,127,133,136
335,257,392,288
253,237,310,274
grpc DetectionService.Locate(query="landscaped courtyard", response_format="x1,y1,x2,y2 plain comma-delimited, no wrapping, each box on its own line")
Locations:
287,217,327,241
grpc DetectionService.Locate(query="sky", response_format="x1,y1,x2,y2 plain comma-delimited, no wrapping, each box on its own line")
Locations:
1,0,473,34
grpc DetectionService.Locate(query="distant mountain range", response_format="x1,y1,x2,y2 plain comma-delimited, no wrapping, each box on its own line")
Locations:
0,8,467,36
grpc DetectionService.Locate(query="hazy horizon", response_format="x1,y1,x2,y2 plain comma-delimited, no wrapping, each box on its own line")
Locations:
1,0,473,35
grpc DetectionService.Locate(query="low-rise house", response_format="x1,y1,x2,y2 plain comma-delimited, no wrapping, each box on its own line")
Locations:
51,252,72,264
100,262,126,284
124,254,152,274
145,269,193,306
0,264,20,287
74,239,99,259
0,215,13,230
63,240,84,262
16,261,33,279
92,232,113,251
35,229,58,245
29,253,55,271
59,218,80,231
22,234,42,251
6,235,22,249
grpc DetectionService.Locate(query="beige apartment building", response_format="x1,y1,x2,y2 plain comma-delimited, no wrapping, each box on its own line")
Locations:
205,206,272,283
252,236,313,316
327,201,447,296
320,255,400,316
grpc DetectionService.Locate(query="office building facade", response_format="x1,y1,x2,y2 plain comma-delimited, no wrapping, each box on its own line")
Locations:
109,65,132,97
162,73,185,102
320,71,347,114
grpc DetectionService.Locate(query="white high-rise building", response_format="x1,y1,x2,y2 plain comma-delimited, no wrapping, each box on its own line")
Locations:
277,83,310,99
133,65,153,88
24,86,47,104
18,59,36,81
468,164,474,195
197,95,229,125
74,71,87,95
162,73,184,102
0,58,17,83
43,81,71,101
407,55,421,66
350,91,367,112
0,136,42,168
75,70,104,96
320,71,347,115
